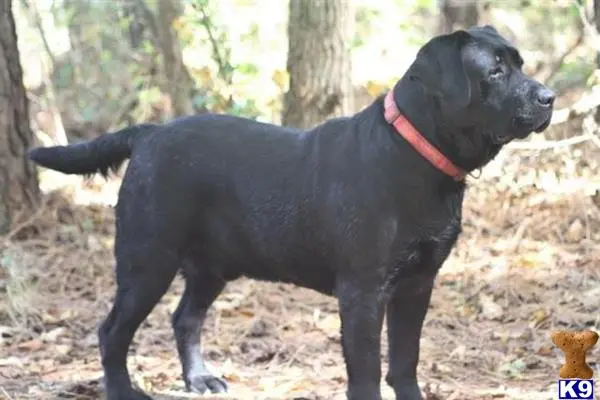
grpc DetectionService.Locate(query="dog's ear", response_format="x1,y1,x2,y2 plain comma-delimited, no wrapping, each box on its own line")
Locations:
411,30,472,114
481,25,499,35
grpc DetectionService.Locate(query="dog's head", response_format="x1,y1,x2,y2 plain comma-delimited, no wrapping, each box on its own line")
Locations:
410,25,554,147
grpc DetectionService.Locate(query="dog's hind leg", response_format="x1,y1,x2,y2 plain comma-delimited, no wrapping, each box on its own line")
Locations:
98,250,178,400
172,264,227,394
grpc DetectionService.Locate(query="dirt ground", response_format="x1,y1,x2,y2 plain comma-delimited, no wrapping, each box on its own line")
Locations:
1,111,600,400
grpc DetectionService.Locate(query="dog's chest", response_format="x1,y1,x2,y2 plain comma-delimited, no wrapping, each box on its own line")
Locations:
410,216,461,266
381,219,460,298
383,189,463,291
407,186,463,242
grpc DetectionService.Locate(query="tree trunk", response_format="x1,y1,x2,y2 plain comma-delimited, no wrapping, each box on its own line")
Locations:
438,0,479,34
594,0,600,32
121,0,147,49
282,0,354,129
156,0,195,117
0,0,40,233
594,0,600,124
120,0,158,50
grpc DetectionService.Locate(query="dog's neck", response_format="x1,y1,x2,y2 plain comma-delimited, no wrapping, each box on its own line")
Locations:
390,76,502,173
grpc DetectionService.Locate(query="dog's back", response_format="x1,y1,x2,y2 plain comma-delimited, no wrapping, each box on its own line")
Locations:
30,112,354,291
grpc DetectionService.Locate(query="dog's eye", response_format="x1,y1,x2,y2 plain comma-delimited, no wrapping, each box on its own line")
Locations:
495,55,502,64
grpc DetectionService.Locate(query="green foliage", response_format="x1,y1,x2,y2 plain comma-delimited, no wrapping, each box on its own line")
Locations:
412,0,436,12
17,0,595,132
54,64,73,90
549,59,597,92
353,5,380,48
237,63,259,76
139,87,163,105
180,0,262,117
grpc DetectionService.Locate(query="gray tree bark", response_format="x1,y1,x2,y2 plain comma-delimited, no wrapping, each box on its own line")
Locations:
594,0,600,124
156,0,195,117
282,0,354,129
438,0,479,34
594,0,600,32
0,0,40,233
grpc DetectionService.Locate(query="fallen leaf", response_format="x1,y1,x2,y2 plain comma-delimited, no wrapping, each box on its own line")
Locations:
42,308,77,324
498,358,526,378
0,325,16,339
0,356,24,367
54,344,72,356
515,254,537,269
536,345,553,356
591,189,600,209
448,345,466,361
365,81,387,98
41,327,67,342
479,293,504,320
529,309,550,328
316,314,340,333
17,338,44,351
566,219,584,242
41,309,60,324
238,308,255,318
461,305,477,317
272,69,289,90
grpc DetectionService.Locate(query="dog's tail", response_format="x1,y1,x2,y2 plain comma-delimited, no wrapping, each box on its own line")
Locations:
28,124,156,177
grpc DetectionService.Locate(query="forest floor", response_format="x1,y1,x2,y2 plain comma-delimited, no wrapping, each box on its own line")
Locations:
1,103,600,400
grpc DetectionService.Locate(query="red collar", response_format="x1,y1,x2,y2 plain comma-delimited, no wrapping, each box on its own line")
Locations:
383,90,466,182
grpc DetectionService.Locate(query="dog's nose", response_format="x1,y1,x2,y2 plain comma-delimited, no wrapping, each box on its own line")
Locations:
536,87,555,107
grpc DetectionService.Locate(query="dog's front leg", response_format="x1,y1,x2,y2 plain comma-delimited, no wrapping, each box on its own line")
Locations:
385,276,435,400
337,279,386,400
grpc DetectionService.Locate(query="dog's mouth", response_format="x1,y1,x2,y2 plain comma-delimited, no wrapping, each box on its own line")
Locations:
496,113,553,144
534,116,552,133
493,134,512,145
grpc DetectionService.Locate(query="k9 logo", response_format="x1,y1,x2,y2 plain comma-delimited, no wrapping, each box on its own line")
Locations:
558,379,594,400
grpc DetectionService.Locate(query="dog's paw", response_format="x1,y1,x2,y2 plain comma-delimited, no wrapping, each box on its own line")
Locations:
106,388,154,400
393,386,423,400
187,375,228,394
130,391,154,400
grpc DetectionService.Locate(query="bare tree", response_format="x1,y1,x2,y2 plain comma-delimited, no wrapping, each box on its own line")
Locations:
438,0,479,34
0,0,40,233
593,0,600,124
282,0,354,129
120,0,156,50
156,0,195,117
595,0,600,32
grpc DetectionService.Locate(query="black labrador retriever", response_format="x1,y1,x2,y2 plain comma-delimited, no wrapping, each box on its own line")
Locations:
28,26,554,400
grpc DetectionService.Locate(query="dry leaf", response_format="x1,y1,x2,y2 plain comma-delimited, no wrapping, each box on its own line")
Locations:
462,305,477,317
529,309,550,328
272,69,289,90
54,344,72,356
479,293,504,320
566,219,584,242
498,358,526,377
591,189,600,209
42,308,77,324
238,308,256,318
515,254,537,269
536,345,554,356
0,356,24,367
448,345,467,361
365,81,387,98
17,339,44,352
316,315,340,333
41,327,67,342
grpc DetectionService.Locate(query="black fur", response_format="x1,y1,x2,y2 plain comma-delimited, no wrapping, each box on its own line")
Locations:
28,124,156,177
28,26,554,400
